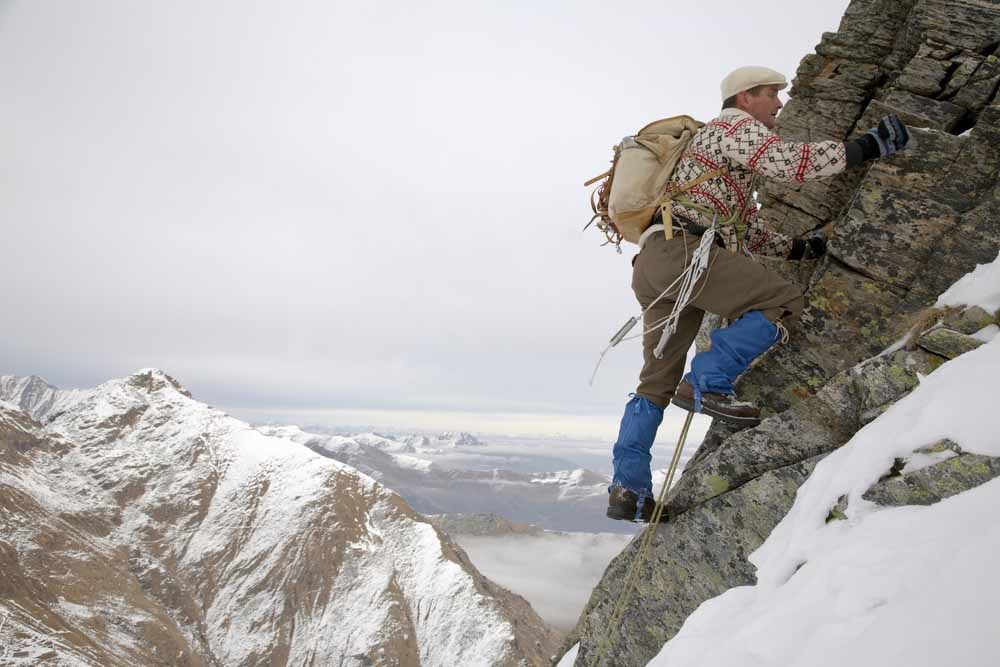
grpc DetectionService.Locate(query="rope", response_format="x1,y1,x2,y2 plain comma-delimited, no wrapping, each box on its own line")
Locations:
586,410,696,667
645,171,758,358
621,230,723,345
652,221,718,359
588,167,757,383
588,224,724,385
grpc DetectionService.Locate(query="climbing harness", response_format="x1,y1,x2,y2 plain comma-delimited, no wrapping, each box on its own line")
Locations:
586,410,696,667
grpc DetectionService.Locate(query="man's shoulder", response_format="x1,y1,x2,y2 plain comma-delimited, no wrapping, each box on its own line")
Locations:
702,108,760,132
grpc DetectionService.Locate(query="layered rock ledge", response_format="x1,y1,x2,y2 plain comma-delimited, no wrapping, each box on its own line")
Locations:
567,1,1000,664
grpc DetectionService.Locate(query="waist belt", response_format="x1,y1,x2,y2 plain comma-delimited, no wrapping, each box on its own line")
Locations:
651,210,725,248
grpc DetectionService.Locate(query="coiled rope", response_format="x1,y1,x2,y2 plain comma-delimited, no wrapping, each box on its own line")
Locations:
589,220,719,386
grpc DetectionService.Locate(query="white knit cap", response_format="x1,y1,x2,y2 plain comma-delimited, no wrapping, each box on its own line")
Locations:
720,66,788,102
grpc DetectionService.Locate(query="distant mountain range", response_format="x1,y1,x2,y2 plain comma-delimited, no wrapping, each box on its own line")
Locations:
256,424,616,533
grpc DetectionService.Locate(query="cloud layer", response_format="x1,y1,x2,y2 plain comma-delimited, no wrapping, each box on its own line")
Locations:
455,531,635,632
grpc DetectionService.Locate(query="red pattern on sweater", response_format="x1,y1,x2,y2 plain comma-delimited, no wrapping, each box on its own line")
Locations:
795,143,811,182
749,136,780,170
688,187,730,217
725,117,754,137
668,108,847,257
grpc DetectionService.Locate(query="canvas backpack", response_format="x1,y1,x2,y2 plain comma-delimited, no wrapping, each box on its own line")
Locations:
585,115,725,247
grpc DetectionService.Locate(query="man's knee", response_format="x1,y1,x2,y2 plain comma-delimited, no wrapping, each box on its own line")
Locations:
636,391,670,410
761,285,804,324
781,289,805,323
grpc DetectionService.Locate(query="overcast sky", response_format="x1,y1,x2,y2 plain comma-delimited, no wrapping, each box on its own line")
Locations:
1,0,849,435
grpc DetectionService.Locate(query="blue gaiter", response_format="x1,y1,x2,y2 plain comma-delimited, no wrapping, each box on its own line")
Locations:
689,310,780,396
611,394,664,498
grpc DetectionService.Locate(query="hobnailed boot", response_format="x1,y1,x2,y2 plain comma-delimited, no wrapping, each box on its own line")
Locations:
671,310,782,426
609,394,663,516
672,379,761,426
606,486,667,522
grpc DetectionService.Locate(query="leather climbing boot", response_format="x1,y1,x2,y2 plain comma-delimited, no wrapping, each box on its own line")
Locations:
672,378,761,427
607,486,657,522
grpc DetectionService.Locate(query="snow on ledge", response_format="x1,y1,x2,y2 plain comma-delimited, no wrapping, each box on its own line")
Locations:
935,250,1000,311
642,342,1000,666
557,255,1000,667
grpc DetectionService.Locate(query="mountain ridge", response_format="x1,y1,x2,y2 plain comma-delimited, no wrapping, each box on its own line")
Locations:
0,368,559,666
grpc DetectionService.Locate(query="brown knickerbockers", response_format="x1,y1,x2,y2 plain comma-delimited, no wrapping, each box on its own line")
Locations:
631,230,804,407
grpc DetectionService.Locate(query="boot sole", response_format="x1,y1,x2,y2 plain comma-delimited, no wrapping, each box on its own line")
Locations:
606,506,639,522
671,396,761,427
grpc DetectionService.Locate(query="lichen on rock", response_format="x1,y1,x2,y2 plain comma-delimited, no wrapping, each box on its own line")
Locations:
568,1,1000,664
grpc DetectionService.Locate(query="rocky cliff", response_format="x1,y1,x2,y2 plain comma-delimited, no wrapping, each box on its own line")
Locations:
567,1,1000,664
0,370,560,666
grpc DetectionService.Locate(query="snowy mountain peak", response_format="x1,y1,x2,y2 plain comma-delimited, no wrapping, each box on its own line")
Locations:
440,430,483,447
0,372,560,665
0,373,60,416
126,367,192,398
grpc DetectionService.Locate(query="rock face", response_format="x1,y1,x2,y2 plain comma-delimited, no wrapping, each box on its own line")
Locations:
0,370,559,666
568,1,1000,664
859,439,1000,508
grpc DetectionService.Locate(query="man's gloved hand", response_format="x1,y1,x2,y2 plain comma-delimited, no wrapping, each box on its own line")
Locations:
789,231,827,261
844,114,910,167
868,115,910,155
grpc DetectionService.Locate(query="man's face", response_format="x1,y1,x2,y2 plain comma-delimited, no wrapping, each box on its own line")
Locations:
740,85,784,129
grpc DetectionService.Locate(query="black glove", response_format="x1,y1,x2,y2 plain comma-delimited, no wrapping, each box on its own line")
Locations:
789,232,827,261
844,115,910,167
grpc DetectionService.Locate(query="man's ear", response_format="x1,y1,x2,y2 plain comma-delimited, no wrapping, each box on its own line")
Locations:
735,90,750,110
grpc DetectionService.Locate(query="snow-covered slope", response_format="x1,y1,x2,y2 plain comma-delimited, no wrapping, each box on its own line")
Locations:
0,370,558,666
560,253,1000,667
256,424,613,533
644,327,1000,666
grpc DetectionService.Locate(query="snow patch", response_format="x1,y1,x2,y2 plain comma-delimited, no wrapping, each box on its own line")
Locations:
935,250,1000,311
971,323,998,343
641,339,1000,666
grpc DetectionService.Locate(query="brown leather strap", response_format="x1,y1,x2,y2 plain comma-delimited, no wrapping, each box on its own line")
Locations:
584,169,610,187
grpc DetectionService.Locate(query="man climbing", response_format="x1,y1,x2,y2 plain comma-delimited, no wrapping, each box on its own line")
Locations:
608,65,910,521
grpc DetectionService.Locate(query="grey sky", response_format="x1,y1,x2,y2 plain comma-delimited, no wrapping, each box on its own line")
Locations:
1,0,849,433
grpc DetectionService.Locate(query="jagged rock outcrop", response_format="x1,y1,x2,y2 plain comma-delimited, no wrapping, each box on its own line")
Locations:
0,370,560,666
568,1,1000,664
859,439,1000,508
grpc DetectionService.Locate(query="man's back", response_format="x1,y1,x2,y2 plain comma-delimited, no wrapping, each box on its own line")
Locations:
669,108,846,256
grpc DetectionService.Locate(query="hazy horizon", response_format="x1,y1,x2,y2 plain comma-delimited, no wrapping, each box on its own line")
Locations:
226,400,711,441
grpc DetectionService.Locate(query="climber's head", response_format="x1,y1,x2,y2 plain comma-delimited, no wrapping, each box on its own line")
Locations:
721,66,788,129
